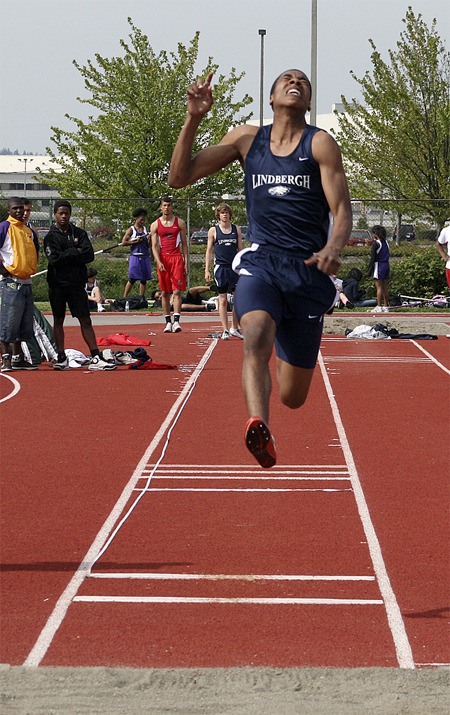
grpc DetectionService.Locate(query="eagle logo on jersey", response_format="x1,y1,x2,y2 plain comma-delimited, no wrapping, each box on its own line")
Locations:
268,186,290,197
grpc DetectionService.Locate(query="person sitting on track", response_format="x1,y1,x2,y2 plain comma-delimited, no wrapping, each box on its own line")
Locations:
85,267,107,312
151,286,215,312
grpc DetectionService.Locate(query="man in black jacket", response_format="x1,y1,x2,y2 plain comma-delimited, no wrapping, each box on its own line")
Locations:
44,200,115,371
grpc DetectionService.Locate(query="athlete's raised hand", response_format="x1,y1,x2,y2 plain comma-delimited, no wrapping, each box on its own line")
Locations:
187,71,214,117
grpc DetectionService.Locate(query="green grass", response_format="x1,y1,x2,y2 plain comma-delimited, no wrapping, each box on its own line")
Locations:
34,301,448,315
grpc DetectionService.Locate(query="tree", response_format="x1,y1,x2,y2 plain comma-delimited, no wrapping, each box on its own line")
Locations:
335,7,450,228
38,20,252,225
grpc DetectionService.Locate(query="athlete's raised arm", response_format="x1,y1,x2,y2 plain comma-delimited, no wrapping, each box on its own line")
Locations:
169,72,255,188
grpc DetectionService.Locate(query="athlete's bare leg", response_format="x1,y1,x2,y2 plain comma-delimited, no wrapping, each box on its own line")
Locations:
79,315,99,352
218,293,229,333
123,280,134,297
276,359,315,409
161,292,172,316
240,310,276,423
172,290,183,314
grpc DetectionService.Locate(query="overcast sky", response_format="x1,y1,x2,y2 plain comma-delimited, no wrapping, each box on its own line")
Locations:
1,0,448,153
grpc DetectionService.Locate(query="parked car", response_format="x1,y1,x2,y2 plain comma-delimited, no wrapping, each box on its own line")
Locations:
393,224,416,242
347,229,373,247
190,229,208,245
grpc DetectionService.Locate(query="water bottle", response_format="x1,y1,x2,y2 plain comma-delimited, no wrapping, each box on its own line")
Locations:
125,301,130,312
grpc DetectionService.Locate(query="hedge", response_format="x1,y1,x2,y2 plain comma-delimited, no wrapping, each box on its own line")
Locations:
31,243,448,302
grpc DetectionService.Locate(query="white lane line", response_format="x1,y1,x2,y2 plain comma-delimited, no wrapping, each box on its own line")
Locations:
137,488,352,493
74,595,383,605
411,340,450,375
89,573,376,581
143,476,350,481
145,464,348,469
323,357,431,363
0,373,21,403
23,339,218,668
143,470,348,479
318,352,415,669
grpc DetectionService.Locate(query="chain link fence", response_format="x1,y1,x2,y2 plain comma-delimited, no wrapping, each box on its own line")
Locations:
24,196,448,302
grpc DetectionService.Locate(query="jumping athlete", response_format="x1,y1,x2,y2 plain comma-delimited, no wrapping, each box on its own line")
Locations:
150,196,188,333
169,69,352,468
121,208,152,298
205,202,244,340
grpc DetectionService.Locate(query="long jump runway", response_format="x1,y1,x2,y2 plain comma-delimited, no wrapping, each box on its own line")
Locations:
1,322,448,670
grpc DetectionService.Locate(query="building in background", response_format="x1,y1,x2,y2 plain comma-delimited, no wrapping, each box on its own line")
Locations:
0,155,62,229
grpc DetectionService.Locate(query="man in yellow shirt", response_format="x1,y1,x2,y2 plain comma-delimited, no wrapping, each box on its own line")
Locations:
0,197,39,371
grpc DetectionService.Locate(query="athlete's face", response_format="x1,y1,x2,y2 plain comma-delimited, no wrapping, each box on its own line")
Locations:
219,209,231,223
160,202,173,218
270,70,312,112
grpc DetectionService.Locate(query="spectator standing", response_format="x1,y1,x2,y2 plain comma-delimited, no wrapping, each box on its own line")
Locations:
435,220,450,289
44,200,115,371
205,203,244,340
368,225,390,313
121,208,152,298
0,197,39,371
151,196,188,333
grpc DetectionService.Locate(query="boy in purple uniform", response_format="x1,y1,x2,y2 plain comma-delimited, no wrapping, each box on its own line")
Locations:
121,208,152,299
169,69,352,468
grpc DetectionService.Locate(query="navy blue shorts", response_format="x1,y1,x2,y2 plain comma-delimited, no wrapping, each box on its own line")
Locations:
373,261,390,280
233,245,336,369
214,265,239,294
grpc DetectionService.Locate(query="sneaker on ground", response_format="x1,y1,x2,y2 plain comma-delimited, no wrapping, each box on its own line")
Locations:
114,351,138,365
244,416,277,469
382,306,390,312
12,357,38,370
230,328,244,339
172,322,182,333
97,304,106,312
101,348,116,363
371,306,384,313
164,322,173,333
88,355,117,371
53,357,70,371
221,330,230,340
1,355,12,372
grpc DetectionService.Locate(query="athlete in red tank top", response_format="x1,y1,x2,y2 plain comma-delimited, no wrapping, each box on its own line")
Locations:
151,196,188,333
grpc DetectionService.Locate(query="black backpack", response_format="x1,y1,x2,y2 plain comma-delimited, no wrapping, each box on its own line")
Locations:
111,296,148,312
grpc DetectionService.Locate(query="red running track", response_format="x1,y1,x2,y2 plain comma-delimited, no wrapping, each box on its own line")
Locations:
1,322,448,669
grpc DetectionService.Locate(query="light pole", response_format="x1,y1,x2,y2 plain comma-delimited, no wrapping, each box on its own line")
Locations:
18,157,34,196
310,0,317,125
258,29,266,127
